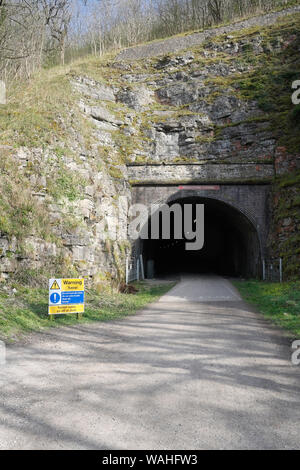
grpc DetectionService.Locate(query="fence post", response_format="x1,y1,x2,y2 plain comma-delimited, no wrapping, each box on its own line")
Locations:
279,258,283,283
270,263,273,282
139,254,145,280
0,81,6,105
137,259,140,281
262,259,265,281
126,257,129,284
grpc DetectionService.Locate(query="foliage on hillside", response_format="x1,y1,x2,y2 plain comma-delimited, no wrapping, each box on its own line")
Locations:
203,13,300,153
1,0,300,83
0,11,299,288
270,171,300,279
212,14,300,277
0,54,131,287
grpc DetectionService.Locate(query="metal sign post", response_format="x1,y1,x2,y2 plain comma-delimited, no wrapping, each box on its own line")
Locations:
126,257,129,284
279,258,283,283
139,254,145,280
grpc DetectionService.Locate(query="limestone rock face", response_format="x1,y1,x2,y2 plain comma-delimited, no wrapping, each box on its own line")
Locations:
1,9,299,282
87,105,124,126
156,80,207,106
116,86,154,110
72,76,116,101
155,53,195,69
154,131,179,159
0,77,131,282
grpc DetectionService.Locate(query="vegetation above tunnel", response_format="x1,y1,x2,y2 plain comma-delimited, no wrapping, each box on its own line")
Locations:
1,1,299,83
0,5,299,293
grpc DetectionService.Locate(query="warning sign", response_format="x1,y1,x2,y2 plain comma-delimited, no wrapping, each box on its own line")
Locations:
50,279,61,290
48,278,84,315
49,304,84,315
61,278,84,291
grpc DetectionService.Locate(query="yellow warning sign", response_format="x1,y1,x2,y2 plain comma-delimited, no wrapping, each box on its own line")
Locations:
49,304,84,315
48,278,84,317
61,278,84,291
50,280,60,290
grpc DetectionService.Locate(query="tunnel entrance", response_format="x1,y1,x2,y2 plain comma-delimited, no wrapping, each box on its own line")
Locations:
140,196,261,279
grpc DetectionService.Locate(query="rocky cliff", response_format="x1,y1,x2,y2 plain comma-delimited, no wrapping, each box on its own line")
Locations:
0,7,299,284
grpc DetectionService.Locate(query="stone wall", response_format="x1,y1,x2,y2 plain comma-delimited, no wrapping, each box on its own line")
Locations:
0,78,132,284
127,163,274,184
132,184,271,260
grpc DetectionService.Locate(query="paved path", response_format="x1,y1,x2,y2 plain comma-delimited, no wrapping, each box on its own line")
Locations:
0,275,299,449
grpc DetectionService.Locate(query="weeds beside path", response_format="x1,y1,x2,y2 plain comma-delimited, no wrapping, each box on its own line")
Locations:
0,281,174,342
234,280,300,338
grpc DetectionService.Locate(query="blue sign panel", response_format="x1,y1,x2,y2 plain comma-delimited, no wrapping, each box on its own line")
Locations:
50,292,61,304
61,291,84,305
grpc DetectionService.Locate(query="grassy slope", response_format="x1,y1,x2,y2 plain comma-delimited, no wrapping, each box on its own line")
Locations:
0,281,174,342
0,54,125,286
234,280,300,337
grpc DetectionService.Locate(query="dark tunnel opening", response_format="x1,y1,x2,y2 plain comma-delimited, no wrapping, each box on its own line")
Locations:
140,196,261,279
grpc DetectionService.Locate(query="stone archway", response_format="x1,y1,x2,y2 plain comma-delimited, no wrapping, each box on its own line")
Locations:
131,185,269,279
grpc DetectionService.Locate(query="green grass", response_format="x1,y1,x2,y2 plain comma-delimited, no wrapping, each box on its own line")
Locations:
234,280,300,337
0,69,73,148
0,281,174,342
0,155,53,241
47,165,87,202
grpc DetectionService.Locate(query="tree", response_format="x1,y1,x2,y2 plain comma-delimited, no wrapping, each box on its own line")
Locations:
208,0,223,24
41,0,72,64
